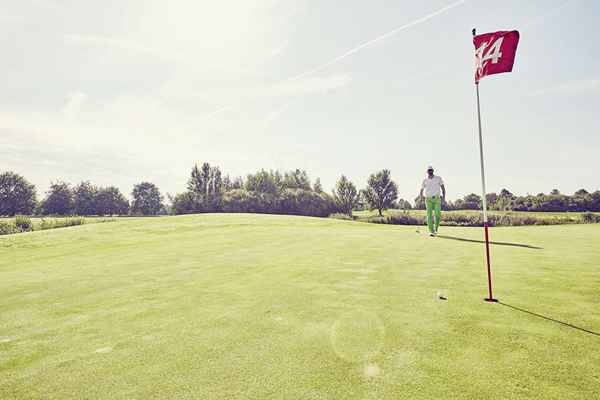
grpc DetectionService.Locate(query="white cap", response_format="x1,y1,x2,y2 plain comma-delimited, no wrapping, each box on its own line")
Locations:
427,165,434,171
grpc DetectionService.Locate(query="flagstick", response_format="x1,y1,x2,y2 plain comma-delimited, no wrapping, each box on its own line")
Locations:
473,28,497,303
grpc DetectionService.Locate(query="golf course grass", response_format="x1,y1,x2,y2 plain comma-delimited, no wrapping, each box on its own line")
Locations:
1,214,599,399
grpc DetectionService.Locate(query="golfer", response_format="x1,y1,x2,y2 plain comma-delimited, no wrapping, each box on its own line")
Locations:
419,166,446,236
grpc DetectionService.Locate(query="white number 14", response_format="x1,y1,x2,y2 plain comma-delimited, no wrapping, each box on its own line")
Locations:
477,37,504,64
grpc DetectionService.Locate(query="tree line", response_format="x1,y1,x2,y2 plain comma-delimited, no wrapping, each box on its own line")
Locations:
170,164,398,217
0,172,163,216
413,188,600,213
1,168,599,217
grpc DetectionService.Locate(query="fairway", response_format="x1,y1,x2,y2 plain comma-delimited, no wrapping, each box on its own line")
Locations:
1,214,599,399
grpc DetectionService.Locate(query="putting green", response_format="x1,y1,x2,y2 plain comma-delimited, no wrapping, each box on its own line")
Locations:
1,214,599,399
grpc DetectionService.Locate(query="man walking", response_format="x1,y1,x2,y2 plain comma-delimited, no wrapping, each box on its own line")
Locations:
419,166,446,236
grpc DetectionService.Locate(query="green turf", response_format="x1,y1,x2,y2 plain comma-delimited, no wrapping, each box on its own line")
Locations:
1,214,599,399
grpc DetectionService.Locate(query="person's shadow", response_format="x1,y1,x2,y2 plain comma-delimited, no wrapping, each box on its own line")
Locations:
435,234,543,249
498,302,600,337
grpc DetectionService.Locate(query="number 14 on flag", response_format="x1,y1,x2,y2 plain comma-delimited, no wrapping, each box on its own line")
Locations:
473,30,520,83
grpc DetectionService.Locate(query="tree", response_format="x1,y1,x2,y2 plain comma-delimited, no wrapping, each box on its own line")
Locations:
333,175,359,217
486,193,498,209
313,178,323,193
231,176,244,190
96,187,129,215
187,163,223,211
572,189,591,211
535,192,568,212
245,170,280,195
73,181,98,216
397,199,412,210
0,171,37,216
282,169,311,190
170,192,197,215
460,193,481,210
361,169,398,216
42,181,73,215
496,188,515,211
590,191,600,211
413,195,426,210
131,182,163,215
222,175,233,192
279,189,335,217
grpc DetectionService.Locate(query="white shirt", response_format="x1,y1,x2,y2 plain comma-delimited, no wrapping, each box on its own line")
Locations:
422,175,444,197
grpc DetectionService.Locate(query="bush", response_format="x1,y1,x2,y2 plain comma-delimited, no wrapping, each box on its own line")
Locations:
15,215,33,232
582,212,599,223
222,189,271,214
279,189,336,217
0,220,20,235
386,213,425,225
171,192,199,215
39,218,55,230
40,217,85,230
355,211,588,227
329,213,354,221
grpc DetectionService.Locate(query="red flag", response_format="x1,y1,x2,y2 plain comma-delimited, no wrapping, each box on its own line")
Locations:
473,30,520,83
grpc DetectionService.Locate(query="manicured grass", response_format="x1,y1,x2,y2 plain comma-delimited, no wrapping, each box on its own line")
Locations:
1,214,599,399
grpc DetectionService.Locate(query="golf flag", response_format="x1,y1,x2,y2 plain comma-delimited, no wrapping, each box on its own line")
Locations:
473,30,520,83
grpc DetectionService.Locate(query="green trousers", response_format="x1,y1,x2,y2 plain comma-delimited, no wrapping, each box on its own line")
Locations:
426,196,442,233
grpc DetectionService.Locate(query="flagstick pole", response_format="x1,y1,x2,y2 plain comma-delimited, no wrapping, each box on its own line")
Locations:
473,28,497,303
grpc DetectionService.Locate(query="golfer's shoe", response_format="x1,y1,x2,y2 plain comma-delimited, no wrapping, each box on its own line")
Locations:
429,233,435,237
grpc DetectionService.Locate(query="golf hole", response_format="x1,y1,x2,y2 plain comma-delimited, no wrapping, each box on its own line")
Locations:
330,310,385,363
435,289,448,301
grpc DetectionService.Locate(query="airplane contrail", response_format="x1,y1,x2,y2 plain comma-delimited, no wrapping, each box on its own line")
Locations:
287,0,467,82
205,1,466,124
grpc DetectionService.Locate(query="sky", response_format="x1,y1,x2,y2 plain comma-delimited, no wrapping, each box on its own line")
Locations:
2,0,599,202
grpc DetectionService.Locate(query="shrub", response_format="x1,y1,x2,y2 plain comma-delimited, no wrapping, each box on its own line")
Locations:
385,213,425,225
63,217,86,227
15,215,33,232
222,189,268,213
329,213,354,221
39,218,56,230
0,220,20,235
353,210,589,227
441,213,482,226
40,217,85,230
279,189,336,217
582,212,599,223
171,192,198,215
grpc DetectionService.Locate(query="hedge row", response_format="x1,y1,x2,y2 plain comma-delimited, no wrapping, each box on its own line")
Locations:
334,211,600,227
0,216,91,236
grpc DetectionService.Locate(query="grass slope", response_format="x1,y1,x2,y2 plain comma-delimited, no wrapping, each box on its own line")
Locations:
1,214,599,399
